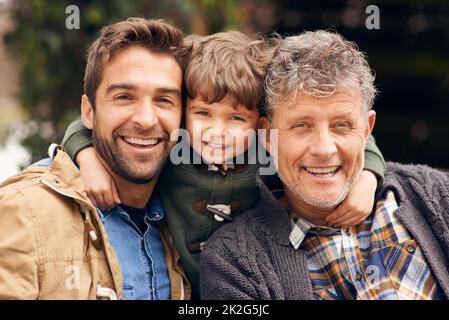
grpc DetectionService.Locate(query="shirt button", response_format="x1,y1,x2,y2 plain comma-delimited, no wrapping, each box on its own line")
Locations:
355,272,363,281
154,212,161,218
406,245,415,253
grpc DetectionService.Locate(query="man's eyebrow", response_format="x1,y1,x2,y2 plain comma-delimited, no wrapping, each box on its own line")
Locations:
105,85,181,98
105,83,137,95
189,104,211,109
331,111,357,119
286,115,313,122
156,87,181,97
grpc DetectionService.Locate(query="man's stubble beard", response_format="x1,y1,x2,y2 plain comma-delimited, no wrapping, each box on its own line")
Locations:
278,155,364,210
92,118,171,185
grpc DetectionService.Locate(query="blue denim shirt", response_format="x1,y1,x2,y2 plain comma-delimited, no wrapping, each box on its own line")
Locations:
98,192,171,300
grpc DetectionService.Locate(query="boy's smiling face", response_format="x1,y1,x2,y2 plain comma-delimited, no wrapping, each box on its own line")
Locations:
185,94,260,164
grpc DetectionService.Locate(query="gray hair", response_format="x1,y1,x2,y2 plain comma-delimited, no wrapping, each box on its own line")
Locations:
264,30,377,118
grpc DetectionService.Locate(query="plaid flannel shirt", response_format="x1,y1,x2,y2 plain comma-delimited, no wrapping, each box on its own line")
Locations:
289,191,444,300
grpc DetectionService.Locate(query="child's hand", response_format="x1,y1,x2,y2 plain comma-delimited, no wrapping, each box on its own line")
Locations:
325,170,377,228
76,147,121,211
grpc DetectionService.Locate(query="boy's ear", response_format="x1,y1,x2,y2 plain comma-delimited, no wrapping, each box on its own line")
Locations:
81,94,94,130
257,116,272,153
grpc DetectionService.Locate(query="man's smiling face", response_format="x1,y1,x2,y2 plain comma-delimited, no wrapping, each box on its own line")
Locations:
268,89,375,209
82,45,182,184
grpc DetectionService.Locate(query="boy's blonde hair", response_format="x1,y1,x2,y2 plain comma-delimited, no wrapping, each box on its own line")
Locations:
185,31,278,110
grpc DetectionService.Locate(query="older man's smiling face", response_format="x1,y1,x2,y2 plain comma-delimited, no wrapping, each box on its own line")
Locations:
265,89,376,212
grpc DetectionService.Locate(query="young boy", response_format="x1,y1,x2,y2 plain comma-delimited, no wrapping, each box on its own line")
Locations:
62,31,386,298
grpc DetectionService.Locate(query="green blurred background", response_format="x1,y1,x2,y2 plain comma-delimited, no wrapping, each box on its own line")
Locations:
0,0,448,181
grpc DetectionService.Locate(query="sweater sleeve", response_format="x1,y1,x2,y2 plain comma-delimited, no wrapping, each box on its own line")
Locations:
200,243,259,300
364,135,386,190
61,116,93,163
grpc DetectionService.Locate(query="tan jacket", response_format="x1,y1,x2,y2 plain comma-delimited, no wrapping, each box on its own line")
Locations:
0,146,190,300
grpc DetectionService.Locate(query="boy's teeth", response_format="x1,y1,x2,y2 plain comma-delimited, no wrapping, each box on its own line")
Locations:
124,137,158,146
305,166,339,174
207,142,226,149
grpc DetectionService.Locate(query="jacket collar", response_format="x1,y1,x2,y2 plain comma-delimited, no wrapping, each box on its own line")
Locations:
27,145,124,298
37,147,106,251
39,146,93,207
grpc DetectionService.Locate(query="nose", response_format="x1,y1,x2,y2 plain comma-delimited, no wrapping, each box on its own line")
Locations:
132,100,158,129
207,120,226,137
309,128,337,161
203,120,227,145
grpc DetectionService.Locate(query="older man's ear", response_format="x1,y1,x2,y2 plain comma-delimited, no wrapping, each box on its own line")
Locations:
81,94,94,130
365,110,376,142
258,116,272,154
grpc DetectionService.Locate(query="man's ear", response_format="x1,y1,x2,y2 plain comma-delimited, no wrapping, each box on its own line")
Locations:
365,110,376,139
81,94,94,130
257,116,272,153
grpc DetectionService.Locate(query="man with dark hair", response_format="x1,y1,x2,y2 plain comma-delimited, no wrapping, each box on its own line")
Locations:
0,17,190,300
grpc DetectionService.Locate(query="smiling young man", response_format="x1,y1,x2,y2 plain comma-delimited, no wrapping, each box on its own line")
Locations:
200,30,449,300
0,18,190,299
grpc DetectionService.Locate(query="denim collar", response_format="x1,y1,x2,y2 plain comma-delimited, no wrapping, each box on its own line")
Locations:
98,190,165,224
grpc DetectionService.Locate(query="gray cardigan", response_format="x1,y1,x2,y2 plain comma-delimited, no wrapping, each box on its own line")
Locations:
200,162,449,299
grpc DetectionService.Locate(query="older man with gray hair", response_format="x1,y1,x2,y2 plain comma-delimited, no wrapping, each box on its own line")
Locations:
200,30,449,300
